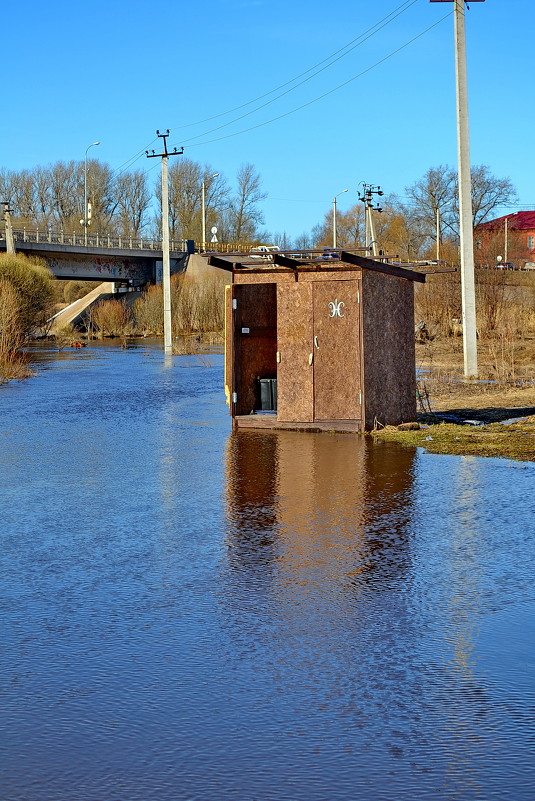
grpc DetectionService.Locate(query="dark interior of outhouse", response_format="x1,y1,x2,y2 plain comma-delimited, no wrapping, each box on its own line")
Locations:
234,282,278,415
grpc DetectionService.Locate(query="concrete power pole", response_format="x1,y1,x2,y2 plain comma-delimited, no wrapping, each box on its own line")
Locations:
146,131,183,355
432,0,483,377
1,202,16,254
454,0,478,377
436,208,441,262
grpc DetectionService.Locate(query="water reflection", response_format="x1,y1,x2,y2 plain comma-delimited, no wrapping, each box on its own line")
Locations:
2,345,534,801
225,430,416,593
221,433,426,793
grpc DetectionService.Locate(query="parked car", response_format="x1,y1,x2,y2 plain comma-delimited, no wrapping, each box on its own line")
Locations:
495,261,516,270
319,249,340,260
250,245,280,259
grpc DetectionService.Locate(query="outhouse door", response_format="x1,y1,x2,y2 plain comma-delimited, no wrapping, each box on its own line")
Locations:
277,279,362,422
312,280,362,421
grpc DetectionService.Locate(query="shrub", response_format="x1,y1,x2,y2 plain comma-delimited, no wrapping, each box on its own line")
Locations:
415,270,461,339
0,278,31,382
0,253,56,335
132,272,227,336
64,280,97,305
91,299,133,337
132,284,163,334
54,323,79,350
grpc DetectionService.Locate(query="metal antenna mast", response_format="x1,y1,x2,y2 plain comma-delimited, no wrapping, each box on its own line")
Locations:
358,184,383,258
146,131,183,355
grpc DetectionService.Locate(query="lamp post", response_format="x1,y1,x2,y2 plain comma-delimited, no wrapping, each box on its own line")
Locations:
332,189,348,249
84,141,100,245
202,173,219,252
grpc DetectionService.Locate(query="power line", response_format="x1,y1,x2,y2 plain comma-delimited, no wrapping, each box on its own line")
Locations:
184,12,452,151
171,0,419,140
105,4,449,184
83,4,419,187
109,138,159,178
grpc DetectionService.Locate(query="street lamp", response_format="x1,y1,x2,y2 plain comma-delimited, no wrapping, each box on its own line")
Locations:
84,141,100,245
202,173,219,252
333,189,348,249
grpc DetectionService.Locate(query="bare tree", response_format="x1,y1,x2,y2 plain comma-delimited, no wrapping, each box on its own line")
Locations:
201,167,230,241
2,169,38,225
460,165,517,228
294,232,314,250
312,203,365,249
83,161,116,232
48,161,82,227
163,159,203,239
271,231,292,249
405,165,457,241
406,164,517,245
115,170,151,237
226,163,267,242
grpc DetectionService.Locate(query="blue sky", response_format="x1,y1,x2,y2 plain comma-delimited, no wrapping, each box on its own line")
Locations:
2,0,532,239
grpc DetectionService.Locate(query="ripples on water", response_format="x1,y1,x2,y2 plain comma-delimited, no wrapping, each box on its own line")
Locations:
1,342,534,800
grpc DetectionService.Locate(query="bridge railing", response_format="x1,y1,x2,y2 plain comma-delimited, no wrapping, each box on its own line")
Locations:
193,242,260,254
6,228,189,252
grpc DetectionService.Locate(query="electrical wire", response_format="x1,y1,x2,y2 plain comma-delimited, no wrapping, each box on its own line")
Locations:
170,0,419,136
183,12,451,150
109,138,159,179
104,0,419,181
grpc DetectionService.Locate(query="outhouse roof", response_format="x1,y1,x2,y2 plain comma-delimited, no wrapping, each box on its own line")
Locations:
207,250,426,283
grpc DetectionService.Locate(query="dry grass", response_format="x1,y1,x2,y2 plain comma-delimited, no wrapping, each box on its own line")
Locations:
415,268,535,340
0,278,32,383
416,335,535,388
91,299,134,338
376,333,535,462
132,273,227,338
372,418,535,462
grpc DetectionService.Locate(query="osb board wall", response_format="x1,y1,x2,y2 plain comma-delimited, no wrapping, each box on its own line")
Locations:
224,285,232,405
298,269,361,283
361,271,416,428
234,271,296,284
234,283,277,415
312,280,362,421
276,282,314,422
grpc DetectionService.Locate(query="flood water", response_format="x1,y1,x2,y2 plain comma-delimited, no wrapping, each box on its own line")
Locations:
1,342,534,801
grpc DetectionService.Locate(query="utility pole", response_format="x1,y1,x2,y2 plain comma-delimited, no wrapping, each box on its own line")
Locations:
431,0,483,378
1,201,16,254
83,141,100,246
146,131,183,355
436,207,441,261
332,189,348,249
504,216,508,264
358,184,383,257
202,173,219,253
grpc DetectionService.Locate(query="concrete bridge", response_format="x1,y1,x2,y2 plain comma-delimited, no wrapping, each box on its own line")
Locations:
0,229,194,286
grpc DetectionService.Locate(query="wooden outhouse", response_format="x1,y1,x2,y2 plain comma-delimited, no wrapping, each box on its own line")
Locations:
209,251,425,432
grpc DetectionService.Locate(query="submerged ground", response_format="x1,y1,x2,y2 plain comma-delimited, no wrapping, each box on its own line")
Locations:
1,341,534,800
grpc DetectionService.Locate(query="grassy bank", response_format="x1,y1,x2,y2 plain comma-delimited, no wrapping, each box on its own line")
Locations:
372,416,535,462
373,361,535,462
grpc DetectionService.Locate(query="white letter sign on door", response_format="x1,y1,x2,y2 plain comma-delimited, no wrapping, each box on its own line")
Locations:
328,299,345,318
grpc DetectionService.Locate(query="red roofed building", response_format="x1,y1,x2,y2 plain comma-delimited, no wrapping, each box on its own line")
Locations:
475,211,535,268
